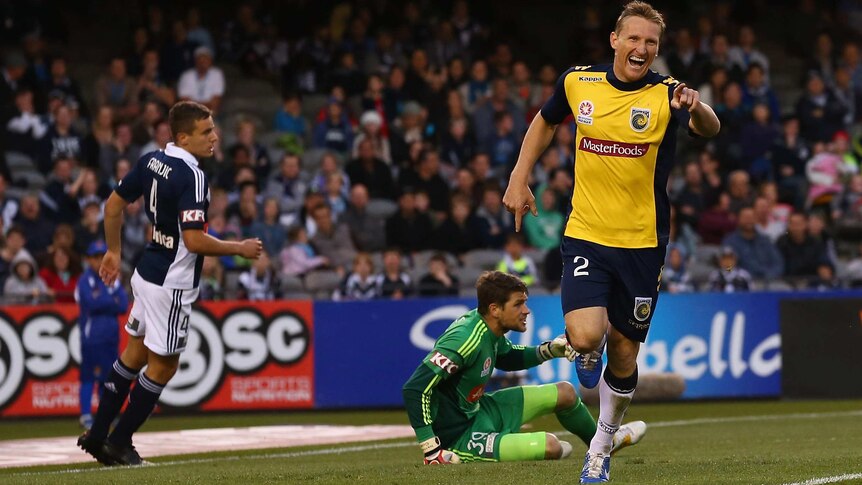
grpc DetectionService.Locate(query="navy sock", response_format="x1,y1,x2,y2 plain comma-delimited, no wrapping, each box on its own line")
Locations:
89,360,138,441
108,373,165,446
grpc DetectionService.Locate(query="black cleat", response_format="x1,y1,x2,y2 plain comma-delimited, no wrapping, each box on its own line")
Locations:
101,440,147,466
77,431,116,466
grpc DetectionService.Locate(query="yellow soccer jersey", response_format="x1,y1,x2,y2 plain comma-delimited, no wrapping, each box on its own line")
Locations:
541,64,693,249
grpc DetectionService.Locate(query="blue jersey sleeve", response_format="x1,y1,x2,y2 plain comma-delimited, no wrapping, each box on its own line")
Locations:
178,167,208,231
540,68,575,125
115,155,146,202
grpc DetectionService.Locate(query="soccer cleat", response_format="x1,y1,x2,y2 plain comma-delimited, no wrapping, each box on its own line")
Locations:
77,431,116,466
580,451,610,483
611,420,647,455
101,440,147,466
574,344,605,389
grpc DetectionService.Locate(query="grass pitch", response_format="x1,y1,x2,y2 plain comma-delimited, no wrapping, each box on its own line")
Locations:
2,399,862,484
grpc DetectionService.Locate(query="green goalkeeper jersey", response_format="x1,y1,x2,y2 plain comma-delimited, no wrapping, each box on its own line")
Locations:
402,309,544,447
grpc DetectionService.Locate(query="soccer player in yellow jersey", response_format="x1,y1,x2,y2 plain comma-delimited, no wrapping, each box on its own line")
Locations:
503,2,719,483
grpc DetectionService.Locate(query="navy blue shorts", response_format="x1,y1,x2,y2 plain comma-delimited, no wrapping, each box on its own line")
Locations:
80,341,118,383
560,237,666,342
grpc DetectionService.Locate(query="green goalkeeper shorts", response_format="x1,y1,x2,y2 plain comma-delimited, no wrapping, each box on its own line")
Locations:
449,384,558,462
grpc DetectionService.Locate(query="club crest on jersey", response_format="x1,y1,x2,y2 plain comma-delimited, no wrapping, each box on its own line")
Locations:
480,357,492,377
633,297,653,322
577,100,594,125
630,107,651,132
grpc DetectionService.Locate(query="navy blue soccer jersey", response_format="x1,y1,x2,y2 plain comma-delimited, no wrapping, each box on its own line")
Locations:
115,143,209,289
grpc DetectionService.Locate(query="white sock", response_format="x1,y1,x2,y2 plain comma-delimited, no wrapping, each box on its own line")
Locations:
588,370,635,455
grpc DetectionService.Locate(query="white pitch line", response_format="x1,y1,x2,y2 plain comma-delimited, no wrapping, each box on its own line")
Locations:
10,409,862,478
782,473,862,485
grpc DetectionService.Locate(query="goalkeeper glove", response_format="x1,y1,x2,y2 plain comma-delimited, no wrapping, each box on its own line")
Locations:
420,436,461,465
538,334,574,362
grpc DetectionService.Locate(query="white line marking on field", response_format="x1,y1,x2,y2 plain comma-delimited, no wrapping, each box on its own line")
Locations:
782,473,862,485
7,409,862,477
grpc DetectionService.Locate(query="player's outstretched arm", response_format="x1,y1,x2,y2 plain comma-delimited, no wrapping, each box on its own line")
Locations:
182,229,262,259
495,335,572,371
99,192,130,286
503,112,558,232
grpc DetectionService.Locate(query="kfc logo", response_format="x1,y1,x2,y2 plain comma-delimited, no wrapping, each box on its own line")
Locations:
429,351,459,374
182,210,206,223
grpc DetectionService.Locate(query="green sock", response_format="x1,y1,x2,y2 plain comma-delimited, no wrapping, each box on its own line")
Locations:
555,398,597,446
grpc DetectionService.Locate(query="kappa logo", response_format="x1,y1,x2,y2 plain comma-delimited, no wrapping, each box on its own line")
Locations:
634,297,653,322
630,107,651,132
480,356,492,377
429,351,459,374
577,100,594,125
578,75,603,82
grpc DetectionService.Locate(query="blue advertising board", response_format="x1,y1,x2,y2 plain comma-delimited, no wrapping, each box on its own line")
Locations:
314,292,785,408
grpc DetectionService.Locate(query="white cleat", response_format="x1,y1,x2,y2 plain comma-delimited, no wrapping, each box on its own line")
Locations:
611,420,647,455
559,440,573,459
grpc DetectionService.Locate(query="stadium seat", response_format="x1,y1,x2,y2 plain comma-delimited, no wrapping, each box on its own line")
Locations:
303,270,342,298
694,244,722,264
4,151,36,171
765,280,795,291
223,270,243,299
366,198,398,218
410,250,459,270
453,266,484,288
688,261,714,288
462,249,503,270
280,275,305,293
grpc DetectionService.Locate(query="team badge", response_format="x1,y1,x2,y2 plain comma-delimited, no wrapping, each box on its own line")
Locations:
577,100,594,125
633,297,653,322
630,107,651,132
480,357,492,377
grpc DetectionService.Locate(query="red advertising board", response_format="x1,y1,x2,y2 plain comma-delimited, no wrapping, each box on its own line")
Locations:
0,300,314,417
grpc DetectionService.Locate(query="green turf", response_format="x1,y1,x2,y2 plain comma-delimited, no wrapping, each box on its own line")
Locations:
2,400,862,484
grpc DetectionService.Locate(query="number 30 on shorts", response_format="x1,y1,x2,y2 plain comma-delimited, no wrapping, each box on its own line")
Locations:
572,256,590,277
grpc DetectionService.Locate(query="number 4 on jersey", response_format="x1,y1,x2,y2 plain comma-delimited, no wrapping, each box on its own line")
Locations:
149,179,158,222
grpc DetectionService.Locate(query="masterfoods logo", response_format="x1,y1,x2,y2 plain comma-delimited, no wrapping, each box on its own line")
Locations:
580,137,649,157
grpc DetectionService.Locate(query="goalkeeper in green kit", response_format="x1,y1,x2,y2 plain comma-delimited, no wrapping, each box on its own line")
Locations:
403,271,646,464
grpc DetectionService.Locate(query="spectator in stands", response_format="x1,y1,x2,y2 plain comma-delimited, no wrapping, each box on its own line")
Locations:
740,103,779,183
178,46,225,113
722,206,784,280
38,246,80,303
0,226,28,292
460,59,491,112
281,225,329,278
389,101,426,165
199,256,224,301
264,153,307,227
806,138,852,210
133,101,161,145
440,117,476,168
661,244,694,293
673,162,706,235
40,157,82,224
772,115,811,208
341,184,386,252
697,66,728,107
136,49,176,108
14,193,54,256
833,173,862,224
777,212,829,282
833,66,856,128
44,103,83,163
5,87,48,162
706,33,740,80
667,27,707,86
473,78,525,144
714,82,747,170
81,106,114,170
346,138,396,200
728,170,755,214
74,202,103,256
728,25,770,80
0,51,30,117
139,120,171,154
274,92,308,141
161,20,198,86
796,70,846,143
329,51,365,97
94,57,138,122
3,249,50,303
0,174,19,232
186,7,216,55
497,233,538,287
741,63,780,123
310,152,349,197
698,192,736,245
753,196,786,243
433,194,480,258
483,111,520,172
247,197,286,257
806,32,837,87
121,199,148,273
418,252,459,297
365,29,405,76
333,252,378,301
707,246,752,293
45,56,90,118
385,188,433,254
524,188,564,251
310,203,356,274
475,183,513,249
375,247,413,299
98,122,140,182
808,263,840,291
399,150,451,218
352,110,391,164
233,119,272,182
239,251,276,301
313,98,353,154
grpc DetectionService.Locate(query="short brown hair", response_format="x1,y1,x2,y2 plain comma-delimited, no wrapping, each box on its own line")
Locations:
168,101,212,138
615,1,665,36
476,271,528,316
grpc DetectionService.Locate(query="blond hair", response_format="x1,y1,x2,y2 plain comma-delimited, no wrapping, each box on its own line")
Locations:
615,1,666,36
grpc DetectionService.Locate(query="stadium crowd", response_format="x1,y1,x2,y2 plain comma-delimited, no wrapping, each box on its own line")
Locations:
2,0,862,303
